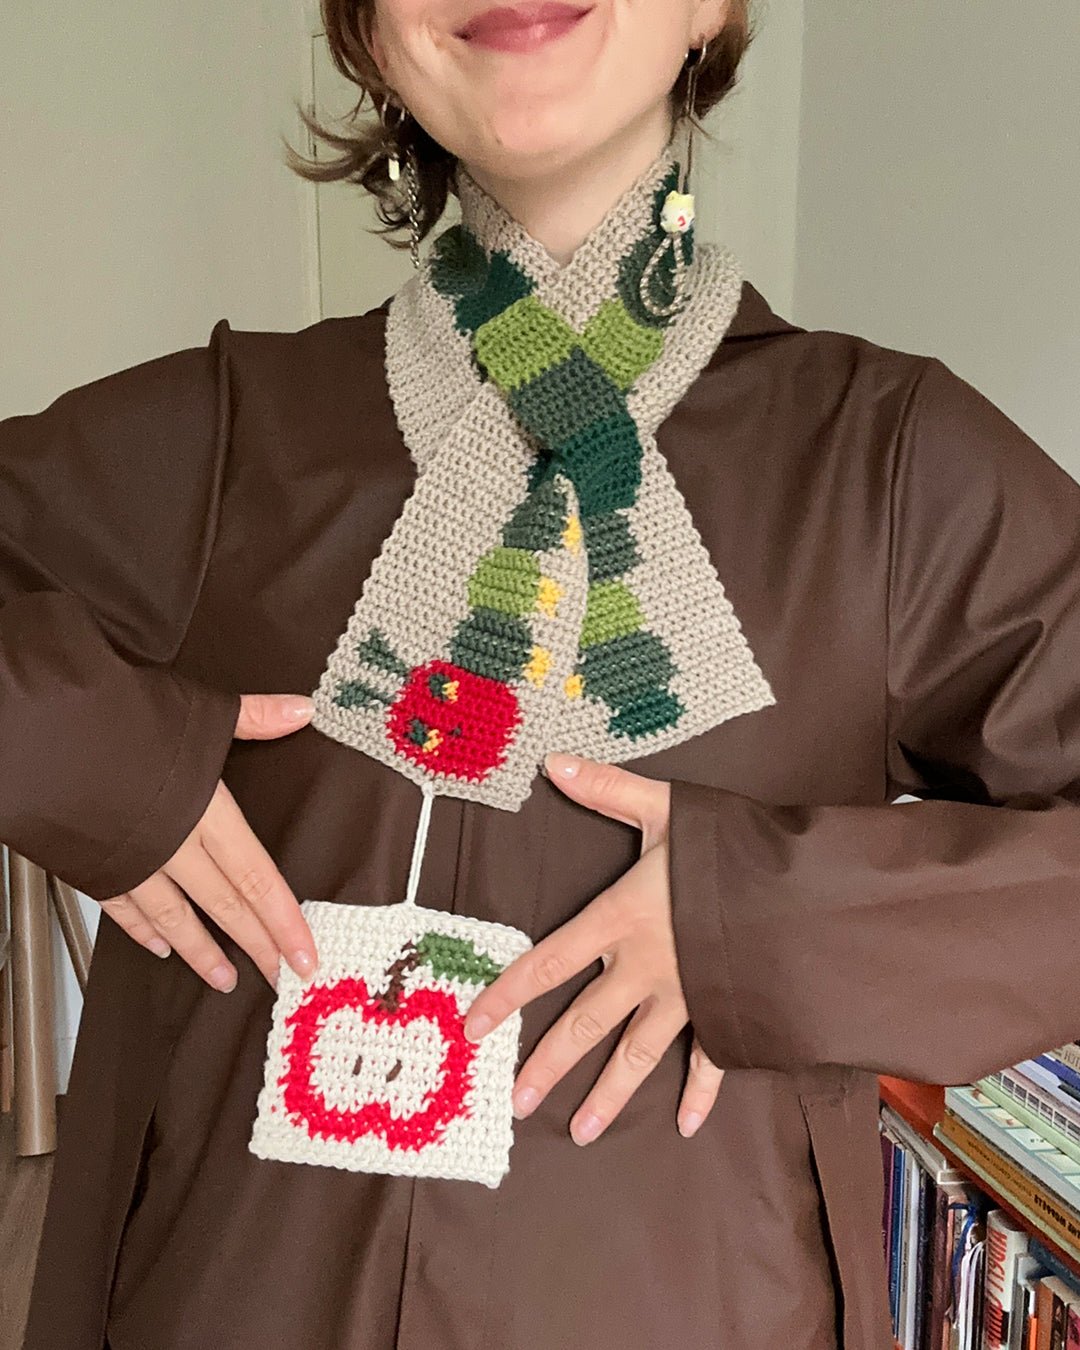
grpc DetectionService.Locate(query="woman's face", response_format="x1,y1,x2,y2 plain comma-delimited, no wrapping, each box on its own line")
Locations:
366,0,728,182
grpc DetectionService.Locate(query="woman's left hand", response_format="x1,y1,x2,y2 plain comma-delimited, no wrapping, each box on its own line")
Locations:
463,752,725,1145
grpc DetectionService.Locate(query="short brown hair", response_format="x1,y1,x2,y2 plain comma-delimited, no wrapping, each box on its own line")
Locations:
285,2,755,252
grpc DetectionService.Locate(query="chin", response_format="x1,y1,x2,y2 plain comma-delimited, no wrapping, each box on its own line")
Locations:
465,102,611,177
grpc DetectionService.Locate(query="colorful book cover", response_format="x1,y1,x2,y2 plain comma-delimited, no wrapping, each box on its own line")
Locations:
934,1114,1080,1267
980,1077,1080,1168
945,1087,1080,1213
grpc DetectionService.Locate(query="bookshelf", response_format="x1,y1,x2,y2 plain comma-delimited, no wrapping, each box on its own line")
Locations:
878,1075,1080,1282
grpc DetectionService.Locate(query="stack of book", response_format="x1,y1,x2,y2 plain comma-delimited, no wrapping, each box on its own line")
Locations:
882,1041,1080,1349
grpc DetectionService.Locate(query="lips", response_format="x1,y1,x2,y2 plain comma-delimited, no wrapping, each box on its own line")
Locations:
458,3,593,50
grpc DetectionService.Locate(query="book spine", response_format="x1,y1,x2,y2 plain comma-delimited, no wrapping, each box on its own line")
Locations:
1052,1047,1080,1078
1020,1063,1080,1112
892,1142,906,1333
1039,1057,1080,1098
984,1210,1032,1350
927,1184,952,1350
1045,1277,1073,1350
1039,1278,1057,1350
934,1115,1080,1264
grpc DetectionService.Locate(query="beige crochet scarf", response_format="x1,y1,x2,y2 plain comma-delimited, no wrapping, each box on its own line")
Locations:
309,141,774,811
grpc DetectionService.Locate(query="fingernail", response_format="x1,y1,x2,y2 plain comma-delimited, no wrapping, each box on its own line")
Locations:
148,938,171,959
571,1112,603,1145
544,752,580,778
680,1111,704,1138
512,1087,540,1119
283,696,315,721
465,1013,493,1042
210,963,237,993
291,949,316,977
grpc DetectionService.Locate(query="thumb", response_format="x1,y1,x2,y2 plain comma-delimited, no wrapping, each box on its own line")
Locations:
234,693,315,740
543,753,668,837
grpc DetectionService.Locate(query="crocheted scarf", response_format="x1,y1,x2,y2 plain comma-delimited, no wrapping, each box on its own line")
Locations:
309,142,775,811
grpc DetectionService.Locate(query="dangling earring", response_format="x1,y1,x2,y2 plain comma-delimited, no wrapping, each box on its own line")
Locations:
380,93,405,182
379,94,422,271
402,147,422,272
639,40,708,321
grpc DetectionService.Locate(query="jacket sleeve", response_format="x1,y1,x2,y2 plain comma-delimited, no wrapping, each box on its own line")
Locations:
0,318,241,901
668,354,1080,1085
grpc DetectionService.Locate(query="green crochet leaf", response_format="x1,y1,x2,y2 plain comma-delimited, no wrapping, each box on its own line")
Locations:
332,680,392,711
415,932,504,987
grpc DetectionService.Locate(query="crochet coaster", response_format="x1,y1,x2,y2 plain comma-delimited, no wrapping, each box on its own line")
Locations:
249,899,533,1188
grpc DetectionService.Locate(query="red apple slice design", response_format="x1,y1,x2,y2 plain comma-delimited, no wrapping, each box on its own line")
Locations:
280,976,477,1152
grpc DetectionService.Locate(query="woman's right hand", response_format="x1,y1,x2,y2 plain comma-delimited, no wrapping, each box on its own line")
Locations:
97,693,319,993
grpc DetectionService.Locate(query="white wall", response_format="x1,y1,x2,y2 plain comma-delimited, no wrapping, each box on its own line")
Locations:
794,1,1080,476
0,0,318,420
698,0,805,320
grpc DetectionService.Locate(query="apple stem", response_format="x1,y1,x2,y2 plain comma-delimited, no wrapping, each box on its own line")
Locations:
377,940,422,1012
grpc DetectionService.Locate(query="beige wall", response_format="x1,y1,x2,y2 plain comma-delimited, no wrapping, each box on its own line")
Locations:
0,0,318,420
794,1,1080,475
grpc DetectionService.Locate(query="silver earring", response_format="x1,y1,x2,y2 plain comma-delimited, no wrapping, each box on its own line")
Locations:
402,147,422,271
379,95,401,181
639,41,707,321
681,39,707,194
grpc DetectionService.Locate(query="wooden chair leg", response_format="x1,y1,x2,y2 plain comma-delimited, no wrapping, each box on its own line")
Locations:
0,927,12,1116
9,852,56,1156
48,874,92,995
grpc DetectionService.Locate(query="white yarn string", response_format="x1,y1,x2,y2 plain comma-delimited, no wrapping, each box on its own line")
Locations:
403,782,435,907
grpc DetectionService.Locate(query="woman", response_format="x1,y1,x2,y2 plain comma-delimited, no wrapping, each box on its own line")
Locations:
13,0,1080,1346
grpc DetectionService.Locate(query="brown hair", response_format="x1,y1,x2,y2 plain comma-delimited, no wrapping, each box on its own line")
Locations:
284,2,756,252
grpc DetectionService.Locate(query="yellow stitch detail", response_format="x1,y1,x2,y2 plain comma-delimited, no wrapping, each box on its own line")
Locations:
537,576,563,618
564,674,584,700
524,646,553,688
423,728,444,753
562,515,583,554
442,679,460,702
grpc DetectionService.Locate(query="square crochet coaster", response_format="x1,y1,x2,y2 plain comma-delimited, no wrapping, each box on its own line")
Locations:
249,900,533,1189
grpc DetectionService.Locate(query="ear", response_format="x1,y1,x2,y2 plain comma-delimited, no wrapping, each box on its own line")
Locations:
360,8,388,80
695,0,731,46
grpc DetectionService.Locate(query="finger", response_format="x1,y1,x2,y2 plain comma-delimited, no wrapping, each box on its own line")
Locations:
678,1038,726,1138
127,871,243,993
568,995,687,1146
464,883,625,1041
164,843,283,991
510,968,645,1120
234,693,315,740
196,781,317,979
543,753,670,842
98,893,173,959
